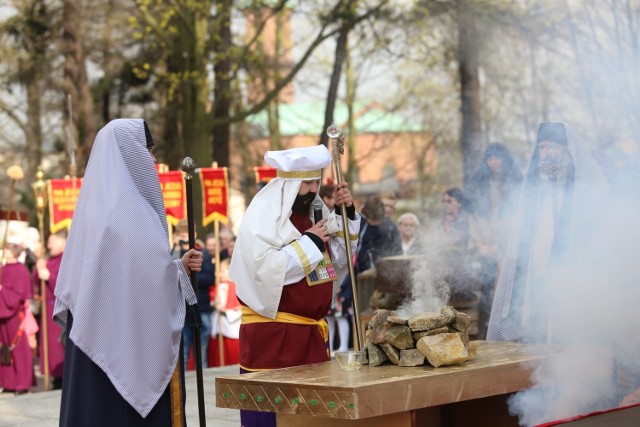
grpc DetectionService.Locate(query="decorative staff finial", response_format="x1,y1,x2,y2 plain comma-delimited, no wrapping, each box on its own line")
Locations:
181,157,196,180
327,125,346,155
32,167,47,212
326,124,341,139
7,165,24,181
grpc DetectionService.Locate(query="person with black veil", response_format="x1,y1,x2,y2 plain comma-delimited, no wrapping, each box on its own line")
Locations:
466,142,523,338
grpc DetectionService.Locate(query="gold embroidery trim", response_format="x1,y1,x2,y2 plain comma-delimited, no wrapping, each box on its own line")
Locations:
169,359,183,427
276,169,322,179
291,241,312,276
336,230,359,241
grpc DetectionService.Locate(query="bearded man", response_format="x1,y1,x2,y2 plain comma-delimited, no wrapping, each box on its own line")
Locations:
229,145,360,427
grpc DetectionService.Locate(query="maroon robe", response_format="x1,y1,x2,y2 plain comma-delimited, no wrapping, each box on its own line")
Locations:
0,262,33,391
239,211,333,370
33,253,65,378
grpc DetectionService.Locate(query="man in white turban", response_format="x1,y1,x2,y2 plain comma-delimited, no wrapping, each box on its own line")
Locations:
229,145,360,427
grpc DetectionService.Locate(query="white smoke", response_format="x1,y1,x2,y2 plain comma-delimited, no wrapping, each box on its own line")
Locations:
395,223,475,317
507,197,640,426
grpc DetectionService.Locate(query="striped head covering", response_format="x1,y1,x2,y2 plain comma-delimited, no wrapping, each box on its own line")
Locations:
53,118,196,417
487,122,608,342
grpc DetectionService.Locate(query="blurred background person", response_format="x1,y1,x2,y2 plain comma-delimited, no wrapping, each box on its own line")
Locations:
18,227,41,273
466,143,523,338
0,238,34,395
33,229,68,389
204,232,218,260
355,196,402,274
428,188,471,253
467,142,522,260
218,228,235,261
172,219,215,370
319,184,336,212
209,258,240,367
397,212,423,256
326,280,351,356
380,192,397,219
425,188,478,323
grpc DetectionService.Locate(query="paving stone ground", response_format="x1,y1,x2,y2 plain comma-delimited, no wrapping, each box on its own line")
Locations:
0,365,241,427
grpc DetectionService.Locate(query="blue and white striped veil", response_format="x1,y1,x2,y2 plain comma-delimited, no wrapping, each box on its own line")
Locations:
54,118,196,417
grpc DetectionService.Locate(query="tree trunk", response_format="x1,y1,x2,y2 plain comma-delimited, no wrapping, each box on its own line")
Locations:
212,0,233,167
320,19,350,148
457,0,483,189
62,0,96,175
345,41,358,185
25,75,43,186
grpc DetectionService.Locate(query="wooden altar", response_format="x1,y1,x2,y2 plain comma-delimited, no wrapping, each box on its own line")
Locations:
215,341,561,426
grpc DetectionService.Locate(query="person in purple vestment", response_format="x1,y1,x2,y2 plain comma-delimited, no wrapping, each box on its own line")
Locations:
34,229,67,389
0,240,34,394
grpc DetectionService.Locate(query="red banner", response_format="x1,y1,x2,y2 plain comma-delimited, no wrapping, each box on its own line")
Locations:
158,171,186,226
254,166,277,184
48,178,82,233
199,167,229,226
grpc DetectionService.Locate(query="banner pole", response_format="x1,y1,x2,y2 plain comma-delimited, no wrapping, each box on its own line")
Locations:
32,169,50,391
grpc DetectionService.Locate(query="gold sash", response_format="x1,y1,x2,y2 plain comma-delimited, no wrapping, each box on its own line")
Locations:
241,305,329,342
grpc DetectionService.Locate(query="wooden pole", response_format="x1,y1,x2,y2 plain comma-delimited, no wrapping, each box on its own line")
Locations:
214,219,225,366
32,168,49,391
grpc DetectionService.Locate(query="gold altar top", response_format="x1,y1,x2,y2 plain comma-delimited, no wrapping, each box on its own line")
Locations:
215,341,560,420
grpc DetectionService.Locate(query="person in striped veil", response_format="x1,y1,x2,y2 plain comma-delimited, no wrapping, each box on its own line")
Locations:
487,121,608,344
54,118,202,426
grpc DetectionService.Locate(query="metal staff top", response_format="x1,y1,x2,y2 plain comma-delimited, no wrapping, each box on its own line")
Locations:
326,125,363,351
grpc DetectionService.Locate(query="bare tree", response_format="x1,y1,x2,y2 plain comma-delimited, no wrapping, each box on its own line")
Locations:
62,0,96,175
0,0,54,184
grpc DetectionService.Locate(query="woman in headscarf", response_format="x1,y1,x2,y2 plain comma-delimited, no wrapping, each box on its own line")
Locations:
54,119,202,426
466,143,523,337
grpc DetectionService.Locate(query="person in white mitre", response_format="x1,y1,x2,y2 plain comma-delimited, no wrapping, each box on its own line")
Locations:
487,121,608,344
54,119,202,426
229,144,360,427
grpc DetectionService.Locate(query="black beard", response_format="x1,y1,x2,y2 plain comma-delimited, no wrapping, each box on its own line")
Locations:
539,157,563,179
291,192,316,214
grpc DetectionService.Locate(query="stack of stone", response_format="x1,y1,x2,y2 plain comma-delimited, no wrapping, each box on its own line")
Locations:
365,306,479,367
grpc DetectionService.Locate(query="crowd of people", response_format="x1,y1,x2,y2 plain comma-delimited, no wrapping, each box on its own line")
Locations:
1,118,639,425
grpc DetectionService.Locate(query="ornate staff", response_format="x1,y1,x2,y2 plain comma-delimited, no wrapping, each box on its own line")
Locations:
326,125,363,351
181,157,207,427
32,167,50,391
0,165,24,283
